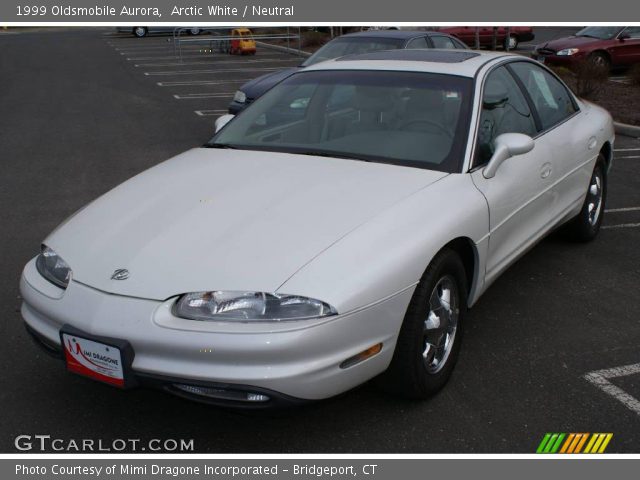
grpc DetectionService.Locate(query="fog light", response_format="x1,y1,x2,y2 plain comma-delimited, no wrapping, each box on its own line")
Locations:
340,343,383,369
172,384,270,402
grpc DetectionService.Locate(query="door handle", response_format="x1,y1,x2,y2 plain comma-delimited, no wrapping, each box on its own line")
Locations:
540,162,552,179
587,136,597,150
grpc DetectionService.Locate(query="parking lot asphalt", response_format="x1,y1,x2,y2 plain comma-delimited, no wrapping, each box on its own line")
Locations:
1,28,639,453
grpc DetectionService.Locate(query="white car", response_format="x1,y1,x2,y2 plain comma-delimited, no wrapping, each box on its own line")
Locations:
21,50,614,407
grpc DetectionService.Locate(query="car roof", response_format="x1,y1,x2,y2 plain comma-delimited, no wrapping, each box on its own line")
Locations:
304,49,523,78
341,30,449,40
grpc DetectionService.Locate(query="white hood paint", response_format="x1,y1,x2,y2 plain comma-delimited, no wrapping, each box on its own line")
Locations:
46,148,447,300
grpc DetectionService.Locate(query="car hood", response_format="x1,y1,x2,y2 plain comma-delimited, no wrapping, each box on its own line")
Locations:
241,67,301,99
46,148,447,300
539,35,603,51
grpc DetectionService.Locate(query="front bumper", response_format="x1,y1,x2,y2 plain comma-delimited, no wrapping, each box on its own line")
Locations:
533,52,585,67
20,257,412,405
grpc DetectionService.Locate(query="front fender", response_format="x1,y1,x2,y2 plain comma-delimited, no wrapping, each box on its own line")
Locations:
278,173,490,314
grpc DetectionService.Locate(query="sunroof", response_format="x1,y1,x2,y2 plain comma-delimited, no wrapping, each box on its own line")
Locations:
336,50,481,63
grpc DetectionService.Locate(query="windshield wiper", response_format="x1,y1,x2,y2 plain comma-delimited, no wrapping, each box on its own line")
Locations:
204,142,239,149
294,150,373,162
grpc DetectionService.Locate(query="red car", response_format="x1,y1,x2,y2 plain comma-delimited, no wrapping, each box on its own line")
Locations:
534,26,640,70
438,26,534,50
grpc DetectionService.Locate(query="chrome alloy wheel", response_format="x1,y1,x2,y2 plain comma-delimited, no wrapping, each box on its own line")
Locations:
587,170,603,227
423,275,460,374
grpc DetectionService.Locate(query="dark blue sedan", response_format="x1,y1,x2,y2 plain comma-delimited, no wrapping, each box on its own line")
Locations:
228,30,469,114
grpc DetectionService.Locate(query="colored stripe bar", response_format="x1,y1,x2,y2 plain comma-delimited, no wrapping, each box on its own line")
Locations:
544,434,560,453
549,433,566,453
598,434,613,453
574,433,589,453
583,433,598,453
567,434,583,453
560,433,575,453
537,434,552,453
536,433,613,453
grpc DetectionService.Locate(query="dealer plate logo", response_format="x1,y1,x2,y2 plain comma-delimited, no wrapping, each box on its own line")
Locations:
110,268,129,280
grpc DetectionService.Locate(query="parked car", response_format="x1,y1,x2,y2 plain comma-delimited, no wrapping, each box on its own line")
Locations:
534,26,640,70
228,30,468,114
21,50,613,407
229,28,256,55
115,26,202,38
438,26,534,50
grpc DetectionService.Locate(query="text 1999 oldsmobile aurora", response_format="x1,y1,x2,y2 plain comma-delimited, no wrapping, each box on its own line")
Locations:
21,50,614,407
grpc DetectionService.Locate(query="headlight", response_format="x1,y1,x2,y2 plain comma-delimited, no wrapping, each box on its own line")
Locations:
233,90,247,104
174,291,337,322
36,245,72,289
557,48,580,56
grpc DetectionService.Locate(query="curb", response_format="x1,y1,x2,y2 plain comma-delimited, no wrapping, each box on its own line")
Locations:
614,122,640,138
256,41,311,58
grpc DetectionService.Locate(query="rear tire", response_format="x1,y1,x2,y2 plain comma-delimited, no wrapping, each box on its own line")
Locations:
564,157,607,242
377,248,467,399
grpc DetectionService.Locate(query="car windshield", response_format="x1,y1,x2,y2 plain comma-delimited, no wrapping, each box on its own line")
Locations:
575,26,623,40
301,37,405,67
209,70,473,173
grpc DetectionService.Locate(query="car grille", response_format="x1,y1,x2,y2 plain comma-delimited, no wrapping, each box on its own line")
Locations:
536,48,556,56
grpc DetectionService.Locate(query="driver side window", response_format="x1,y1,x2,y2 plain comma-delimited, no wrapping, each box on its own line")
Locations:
475,66,537,166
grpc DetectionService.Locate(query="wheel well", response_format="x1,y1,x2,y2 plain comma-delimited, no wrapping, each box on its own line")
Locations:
590,50,611,62
443,237,476,295
600,141,613,170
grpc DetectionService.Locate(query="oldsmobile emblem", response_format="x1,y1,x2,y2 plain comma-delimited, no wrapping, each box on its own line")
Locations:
110,269,130,280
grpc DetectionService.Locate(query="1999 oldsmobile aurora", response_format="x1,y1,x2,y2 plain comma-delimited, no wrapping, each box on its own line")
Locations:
20,50,614,407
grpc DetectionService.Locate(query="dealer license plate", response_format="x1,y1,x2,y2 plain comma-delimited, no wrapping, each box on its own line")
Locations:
61,332,126,388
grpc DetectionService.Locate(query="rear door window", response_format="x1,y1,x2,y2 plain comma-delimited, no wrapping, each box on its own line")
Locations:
509,62,578,131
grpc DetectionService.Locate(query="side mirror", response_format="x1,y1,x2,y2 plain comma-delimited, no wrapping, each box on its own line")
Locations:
214,114,235,133
619,33,630,41
483,133,535,179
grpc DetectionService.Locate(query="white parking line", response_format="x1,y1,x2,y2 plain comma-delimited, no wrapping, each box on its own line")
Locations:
614,148,640,152
173,93,234,99
615,156,640,159
118,49,205,56
145,67,280,76
195,109,228,116
602,223,640,229
157,79,252,87
126,54,218,61
605,206,640,213
584,363,640,416
125,53,295,61
136,58,298,67
115,46,175,51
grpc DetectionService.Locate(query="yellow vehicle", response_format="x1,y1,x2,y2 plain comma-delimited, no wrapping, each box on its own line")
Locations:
230,28,256,55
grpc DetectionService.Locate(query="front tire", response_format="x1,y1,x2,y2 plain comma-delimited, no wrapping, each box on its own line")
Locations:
588,52,611,72
565,157,607,242
377,248,467,399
